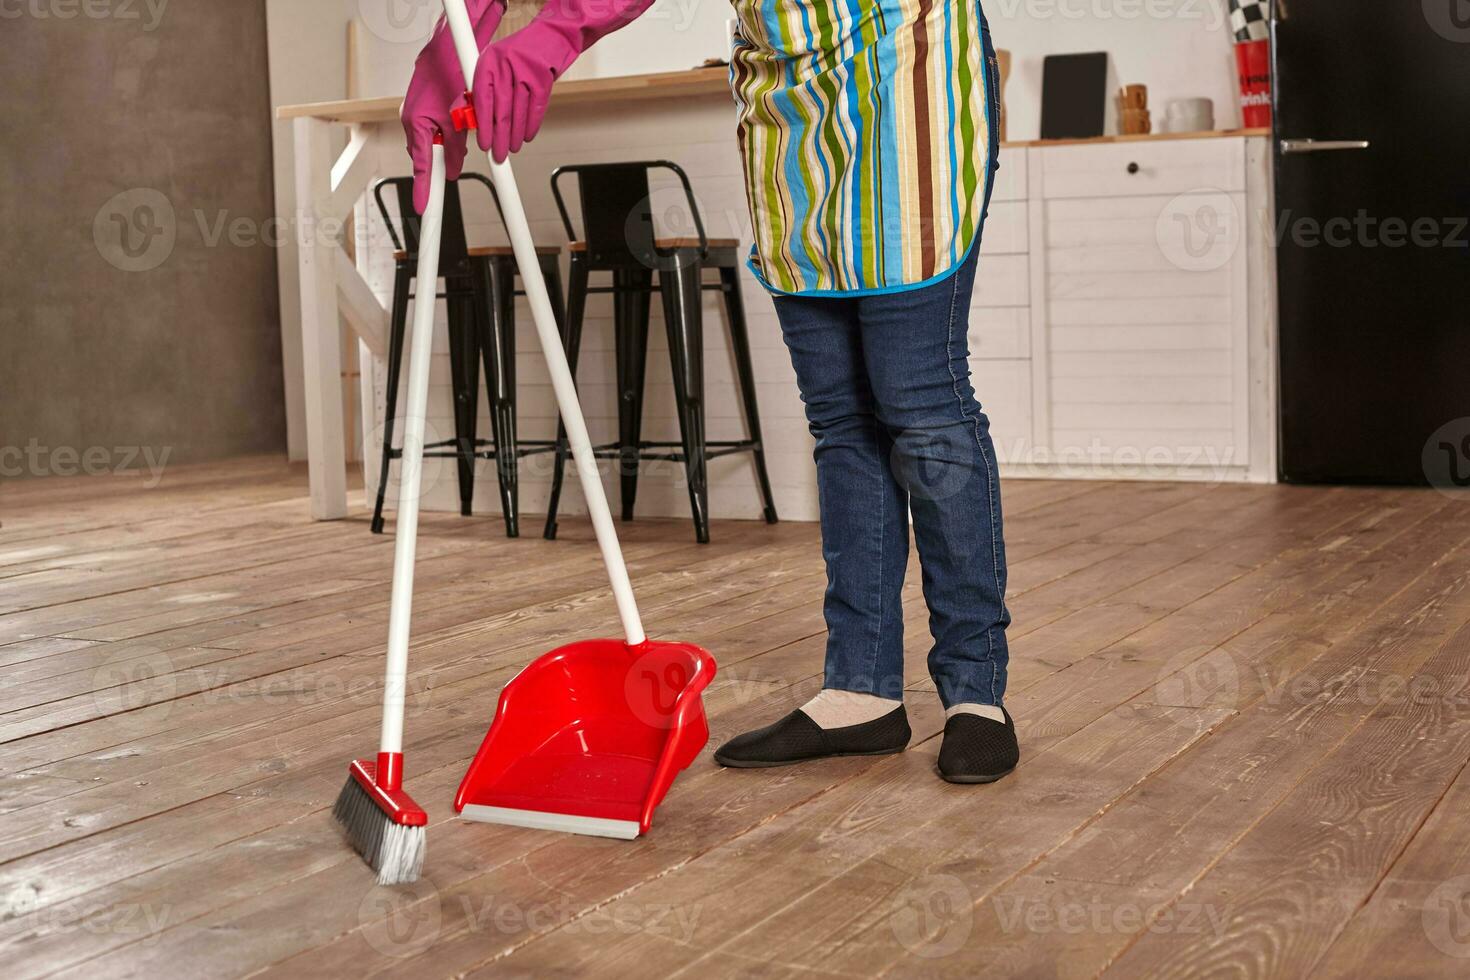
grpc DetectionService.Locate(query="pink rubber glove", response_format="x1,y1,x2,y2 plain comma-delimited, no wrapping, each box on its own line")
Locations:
402,0,506,214
471,0,657,163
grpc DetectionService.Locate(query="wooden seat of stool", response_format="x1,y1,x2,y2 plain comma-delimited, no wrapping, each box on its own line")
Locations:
567,238,738,253
392,244,562,261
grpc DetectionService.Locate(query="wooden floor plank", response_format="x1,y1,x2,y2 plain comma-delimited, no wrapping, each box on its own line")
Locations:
859,494,1466,977
1310,755,1470,978
3,480,1201,974
277,487,1375,975
1102,615,1470,978
456,492,1388,976
0,459,1466,979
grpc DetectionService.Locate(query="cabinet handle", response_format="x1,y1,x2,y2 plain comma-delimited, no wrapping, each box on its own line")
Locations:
1126,162,1140,174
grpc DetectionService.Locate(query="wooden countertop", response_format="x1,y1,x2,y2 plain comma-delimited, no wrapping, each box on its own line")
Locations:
277,66,1269,146
277,66,731,123
1004,127,1269,147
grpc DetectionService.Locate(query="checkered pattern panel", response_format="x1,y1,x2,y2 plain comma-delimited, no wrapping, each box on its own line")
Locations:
1229,0,1270,42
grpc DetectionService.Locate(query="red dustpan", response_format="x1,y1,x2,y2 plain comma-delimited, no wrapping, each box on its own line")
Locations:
455,639,715,838
439,0,714,840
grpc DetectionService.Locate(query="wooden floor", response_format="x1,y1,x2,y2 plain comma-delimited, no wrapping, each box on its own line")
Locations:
2,458,1469,978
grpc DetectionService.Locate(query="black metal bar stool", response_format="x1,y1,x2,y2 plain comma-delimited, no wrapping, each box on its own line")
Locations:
369,175,565,538
542,161,778,544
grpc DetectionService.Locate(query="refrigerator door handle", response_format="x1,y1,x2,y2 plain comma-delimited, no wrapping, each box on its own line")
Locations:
1279,138,1372,154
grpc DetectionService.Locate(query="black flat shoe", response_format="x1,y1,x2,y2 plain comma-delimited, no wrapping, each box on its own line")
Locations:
714,705,911,768
937,708,1019,784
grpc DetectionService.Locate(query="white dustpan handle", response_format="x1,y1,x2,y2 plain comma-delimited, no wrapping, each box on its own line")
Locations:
381,142,447,755
443,0,646,647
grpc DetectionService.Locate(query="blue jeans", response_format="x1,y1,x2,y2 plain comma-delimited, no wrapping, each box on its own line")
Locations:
772,244,1010,709
769,16,1008,708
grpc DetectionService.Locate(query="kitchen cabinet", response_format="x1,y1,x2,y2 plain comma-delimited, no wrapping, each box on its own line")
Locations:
972,133,1275,482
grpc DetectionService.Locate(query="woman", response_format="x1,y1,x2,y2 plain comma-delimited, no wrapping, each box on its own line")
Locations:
405,0,1018,783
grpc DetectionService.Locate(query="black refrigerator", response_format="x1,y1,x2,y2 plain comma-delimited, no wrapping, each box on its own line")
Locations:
1273,1,1470,485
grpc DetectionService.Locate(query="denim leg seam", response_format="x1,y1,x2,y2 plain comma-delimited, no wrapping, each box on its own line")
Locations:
942,259,1003,708
867,410,885,694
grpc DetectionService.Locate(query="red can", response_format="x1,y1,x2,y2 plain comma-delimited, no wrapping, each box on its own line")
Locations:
1235,38,1272,128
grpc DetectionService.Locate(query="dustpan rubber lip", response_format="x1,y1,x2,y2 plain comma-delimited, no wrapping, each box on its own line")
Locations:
460,803,641,839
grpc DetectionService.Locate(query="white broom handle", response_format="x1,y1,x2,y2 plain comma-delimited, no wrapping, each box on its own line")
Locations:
442,0,646,646
380,143,447,755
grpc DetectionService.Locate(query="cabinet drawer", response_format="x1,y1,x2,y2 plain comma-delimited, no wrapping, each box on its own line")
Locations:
1039,138,1245,199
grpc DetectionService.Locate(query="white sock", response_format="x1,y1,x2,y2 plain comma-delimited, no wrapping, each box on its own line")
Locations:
946,703,1006,724
800,689,903,730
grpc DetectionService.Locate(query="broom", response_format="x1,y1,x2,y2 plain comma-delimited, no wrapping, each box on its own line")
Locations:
332,132,450,885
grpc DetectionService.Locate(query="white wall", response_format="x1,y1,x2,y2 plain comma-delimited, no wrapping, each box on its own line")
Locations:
986,0,1243,138
566,0,1244,138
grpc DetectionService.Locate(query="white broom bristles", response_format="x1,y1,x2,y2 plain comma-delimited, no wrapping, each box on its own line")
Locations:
333,776,426,886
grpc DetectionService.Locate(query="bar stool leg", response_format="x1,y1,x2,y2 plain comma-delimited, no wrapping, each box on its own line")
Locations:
491,256,522,537
658,257,710,544
544,251,588,540
539,253,567,335
469,258,513,537
719,265,779,524
614,268,652,521
372,262,413,534
446,279,479,517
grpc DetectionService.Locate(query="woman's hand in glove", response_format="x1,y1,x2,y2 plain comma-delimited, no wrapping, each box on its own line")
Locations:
402,0,506,213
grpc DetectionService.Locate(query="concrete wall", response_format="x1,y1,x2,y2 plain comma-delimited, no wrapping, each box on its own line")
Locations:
1,0,284,479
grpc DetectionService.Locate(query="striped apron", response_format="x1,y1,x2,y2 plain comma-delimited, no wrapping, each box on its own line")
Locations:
729,0,1000,296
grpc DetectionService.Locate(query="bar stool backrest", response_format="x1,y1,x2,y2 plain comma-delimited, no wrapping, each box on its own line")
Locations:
373,175,507,267
550,161,708,269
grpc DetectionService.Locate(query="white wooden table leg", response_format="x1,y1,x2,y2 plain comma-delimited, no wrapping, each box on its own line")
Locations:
354,186,383,494
293,115,348,520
